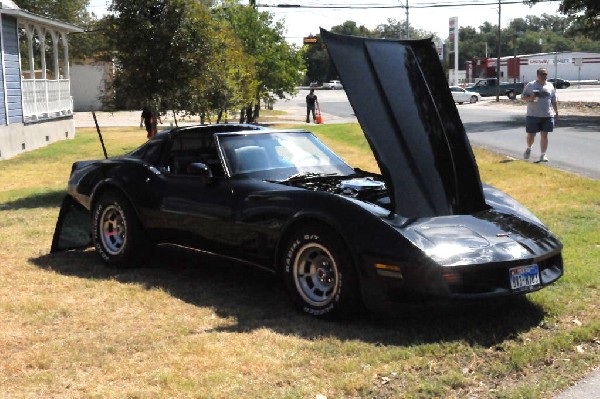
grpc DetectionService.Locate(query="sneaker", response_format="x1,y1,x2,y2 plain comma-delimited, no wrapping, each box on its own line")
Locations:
523,148,531,160
539,154,549,162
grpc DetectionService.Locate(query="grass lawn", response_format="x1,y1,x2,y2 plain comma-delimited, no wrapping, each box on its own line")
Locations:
0,124,598,398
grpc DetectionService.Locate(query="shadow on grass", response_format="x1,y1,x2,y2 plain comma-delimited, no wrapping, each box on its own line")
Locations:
32,245,545,348
0,190,65,210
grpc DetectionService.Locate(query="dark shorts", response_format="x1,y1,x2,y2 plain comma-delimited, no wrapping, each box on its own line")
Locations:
526,116,554,134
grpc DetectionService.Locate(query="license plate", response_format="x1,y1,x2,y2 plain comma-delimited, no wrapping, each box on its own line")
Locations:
510,265,541,291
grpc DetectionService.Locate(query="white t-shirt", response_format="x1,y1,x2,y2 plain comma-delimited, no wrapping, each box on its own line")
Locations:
521,80,557,118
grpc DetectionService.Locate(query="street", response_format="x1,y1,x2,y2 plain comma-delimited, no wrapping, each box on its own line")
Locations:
281,86,600,179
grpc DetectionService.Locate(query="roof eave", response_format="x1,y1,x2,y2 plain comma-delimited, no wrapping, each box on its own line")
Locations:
0,8,83,33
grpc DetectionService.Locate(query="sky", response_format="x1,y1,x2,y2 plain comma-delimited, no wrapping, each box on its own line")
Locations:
86,0,564,47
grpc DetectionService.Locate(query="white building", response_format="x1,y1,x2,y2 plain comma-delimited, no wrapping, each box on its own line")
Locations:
514,52,600,82
466,52,600,84
0,1,82,160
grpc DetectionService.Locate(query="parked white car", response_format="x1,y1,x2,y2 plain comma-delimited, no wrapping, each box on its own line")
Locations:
449,86,481,104
323,80,343,90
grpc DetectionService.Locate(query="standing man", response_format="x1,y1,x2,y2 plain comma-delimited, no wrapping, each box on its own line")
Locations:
305,89,319,123
140,105,162,139
521,67,558,162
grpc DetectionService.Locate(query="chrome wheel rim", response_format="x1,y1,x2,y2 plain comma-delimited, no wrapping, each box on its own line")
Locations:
293,243,339,307
99,204,126,255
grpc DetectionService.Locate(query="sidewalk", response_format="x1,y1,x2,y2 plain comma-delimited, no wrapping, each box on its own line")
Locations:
74,110,203,128
555,368,600,399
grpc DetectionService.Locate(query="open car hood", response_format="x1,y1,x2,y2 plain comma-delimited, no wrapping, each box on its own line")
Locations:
321,29,487,218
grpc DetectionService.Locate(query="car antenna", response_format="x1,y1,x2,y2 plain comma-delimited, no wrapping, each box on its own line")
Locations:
92,111,109,159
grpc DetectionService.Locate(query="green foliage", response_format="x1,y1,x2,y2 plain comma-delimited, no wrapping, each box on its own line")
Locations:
457,13,600,68
14,0,90,24
301,40,331,85
217,2,304,101
528,0,600,39
14,0,108,62
303,19,436,84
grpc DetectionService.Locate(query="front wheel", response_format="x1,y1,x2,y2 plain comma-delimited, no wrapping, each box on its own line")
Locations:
507,91,517,100
469,95,478,103
92,191,149,267
282,224,360,318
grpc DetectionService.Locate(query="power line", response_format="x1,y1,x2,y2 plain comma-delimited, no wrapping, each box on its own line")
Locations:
258,1,558,9
85,0,560,12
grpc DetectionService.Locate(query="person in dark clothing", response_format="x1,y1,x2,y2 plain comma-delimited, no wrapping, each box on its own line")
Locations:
140,105,162,138
305,89,319,123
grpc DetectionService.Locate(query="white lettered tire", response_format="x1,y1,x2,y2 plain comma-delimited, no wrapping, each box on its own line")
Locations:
92,191,148,267
282,224,359,318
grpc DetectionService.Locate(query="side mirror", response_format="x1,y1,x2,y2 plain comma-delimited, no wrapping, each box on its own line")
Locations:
187,162,212,178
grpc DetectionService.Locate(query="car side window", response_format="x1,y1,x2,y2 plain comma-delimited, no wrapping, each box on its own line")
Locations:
165,133,225,177
130,141,164,165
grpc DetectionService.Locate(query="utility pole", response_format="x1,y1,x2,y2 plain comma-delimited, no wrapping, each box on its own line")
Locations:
405,1,409,39
496,0,501,102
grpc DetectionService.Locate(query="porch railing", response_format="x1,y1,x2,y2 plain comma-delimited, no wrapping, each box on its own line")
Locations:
21,79,73,122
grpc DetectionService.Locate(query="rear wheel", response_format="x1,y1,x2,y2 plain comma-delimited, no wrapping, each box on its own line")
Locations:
507,91,517,100
282,224,359,318
92,191,149,267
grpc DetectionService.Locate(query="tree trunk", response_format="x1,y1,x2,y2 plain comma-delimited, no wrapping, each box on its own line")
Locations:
246,104,254,123
253,102,260,120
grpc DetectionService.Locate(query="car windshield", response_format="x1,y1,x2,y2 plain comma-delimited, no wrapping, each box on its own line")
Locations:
217,131,355,180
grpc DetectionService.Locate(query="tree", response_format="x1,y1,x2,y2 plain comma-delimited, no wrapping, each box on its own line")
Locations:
331,21,373,37
527,0,600,39
373,18,433,39
14,0,107,62
301,36,330,85
217,2,304,123
14,0,89,24
456,11,600,73
302,19,435,85
106,0,229,118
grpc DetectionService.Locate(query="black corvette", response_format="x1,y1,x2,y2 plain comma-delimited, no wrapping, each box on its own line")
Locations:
52,30,563,317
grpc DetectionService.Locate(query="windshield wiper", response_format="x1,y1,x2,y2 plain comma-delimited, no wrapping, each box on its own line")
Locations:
268,172,339,183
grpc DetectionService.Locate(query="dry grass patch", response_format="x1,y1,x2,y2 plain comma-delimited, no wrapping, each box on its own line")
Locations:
0,124,598,398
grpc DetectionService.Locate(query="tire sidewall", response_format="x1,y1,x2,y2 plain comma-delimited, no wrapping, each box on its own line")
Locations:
283,226,357,317
92,192,138,266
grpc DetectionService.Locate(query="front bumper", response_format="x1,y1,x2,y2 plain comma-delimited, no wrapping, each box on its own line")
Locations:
359,251,563,310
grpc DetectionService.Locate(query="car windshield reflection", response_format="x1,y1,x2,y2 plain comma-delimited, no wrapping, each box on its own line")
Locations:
218,132,355,180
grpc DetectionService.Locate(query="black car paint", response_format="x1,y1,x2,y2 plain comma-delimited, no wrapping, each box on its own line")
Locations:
52,125,562,309
320,29,487,218
549,78,571,89
52,32,563,312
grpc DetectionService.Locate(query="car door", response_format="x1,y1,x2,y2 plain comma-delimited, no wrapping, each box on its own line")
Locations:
450,87,466,103
156,172,237,255
148,130,239,254
230,178,297,267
